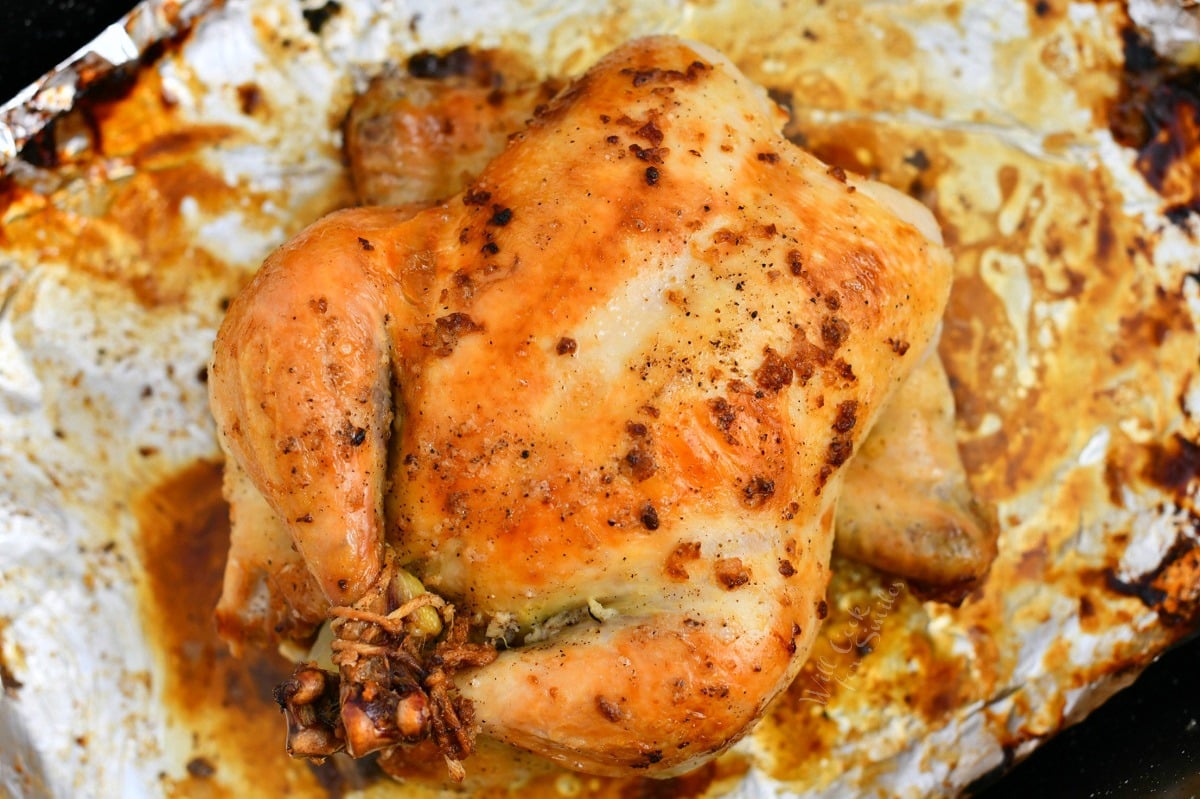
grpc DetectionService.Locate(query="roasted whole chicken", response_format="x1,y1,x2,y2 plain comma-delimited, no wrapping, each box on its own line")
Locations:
339,42,997,603
208,36,988,780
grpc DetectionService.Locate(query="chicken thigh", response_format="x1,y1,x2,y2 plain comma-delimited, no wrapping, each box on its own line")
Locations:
209,36,953,778
836,344,998,599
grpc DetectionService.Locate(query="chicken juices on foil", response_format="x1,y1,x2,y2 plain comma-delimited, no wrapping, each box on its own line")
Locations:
0,2,1198,798
209,34,969,781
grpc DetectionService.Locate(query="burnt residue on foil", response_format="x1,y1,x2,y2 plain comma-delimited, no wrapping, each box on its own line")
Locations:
1109,25,1200,224
0,0,216,173
1106,537,1200,627
15,30,191,173
1104,433,1200,626
301,0,343,36
3,1,1200,797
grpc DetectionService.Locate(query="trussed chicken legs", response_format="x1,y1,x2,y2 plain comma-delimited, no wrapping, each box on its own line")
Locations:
210,36,954,778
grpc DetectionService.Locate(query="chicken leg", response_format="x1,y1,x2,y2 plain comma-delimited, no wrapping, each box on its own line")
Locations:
209,35,953,777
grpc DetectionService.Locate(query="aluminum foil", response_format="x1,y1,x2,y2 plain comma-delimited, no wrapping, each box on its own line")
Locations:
1,1,1199,798
0,0,217,173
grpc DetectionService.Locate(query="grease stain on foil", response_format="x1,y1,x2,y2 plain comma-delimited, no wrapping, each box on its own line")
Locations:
1,2,1199,799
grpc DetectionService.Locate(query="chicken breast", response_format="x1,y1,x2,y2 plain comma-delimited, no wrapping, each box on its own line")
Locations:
208,35,953,778
343,42,998,601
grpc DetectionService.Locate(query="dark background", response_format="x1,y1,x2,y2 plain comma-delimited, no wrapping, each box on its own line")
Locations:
0,0,139,97
2,1,1199,796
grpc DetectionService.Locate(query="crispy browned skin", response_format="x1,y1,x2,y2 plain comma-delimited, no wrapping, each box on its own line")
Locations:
344,46,997,599
836,345,999,601
345,47,561,206
209,36,952,776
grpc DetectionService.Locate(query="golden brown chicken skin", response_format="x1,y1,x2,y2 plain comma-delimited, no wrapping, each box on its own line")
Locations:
345,47,561,207
341,43,998,602
209,36,952,777
234,44,997,645
836,344,999,601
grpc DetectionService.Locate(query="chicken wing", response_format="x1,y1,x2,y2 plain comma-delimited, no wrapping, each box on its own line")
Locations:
209,36,953,778
345,47,561,207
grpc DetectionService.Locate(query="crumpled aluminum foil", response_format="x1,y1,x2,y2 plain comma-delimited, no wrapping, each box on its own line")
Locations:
2,1,1199,798
0,0,215,172
1128,0,1200,61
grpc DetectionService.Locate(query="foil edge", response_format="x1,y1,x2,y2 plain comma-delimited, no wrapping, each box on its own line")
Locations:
0,0,217,175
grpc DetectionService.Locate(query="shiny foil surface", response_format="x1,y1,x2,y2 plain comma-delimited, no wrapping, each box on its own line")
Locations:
1,1,1199,797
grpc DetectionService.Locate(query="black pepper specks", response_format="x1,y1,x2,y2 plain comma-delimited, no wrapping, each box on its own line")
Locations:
488,207,513,226
833,400,858,434
645,166,660,186
821,316,850,351
427,312,482,356
741,476,776,508
463,188,492,206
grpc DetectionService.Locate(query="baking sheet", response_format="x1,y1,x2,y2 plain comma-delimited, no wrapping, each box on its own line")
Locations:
2,1,1199,797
